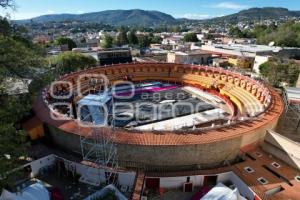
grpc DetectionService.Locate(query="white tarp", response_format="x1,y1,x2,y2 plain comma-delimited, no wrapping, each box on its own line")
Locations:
0,183,49,200
134,108,225,131
78,94,111,106
84,184,127,200
78,94,111,125
201,183,246,200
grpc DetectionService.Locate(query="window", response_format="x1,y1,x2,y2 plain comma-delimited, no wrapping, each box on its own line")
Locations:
271,162,281,168
257,177,268,185
244,166,255,173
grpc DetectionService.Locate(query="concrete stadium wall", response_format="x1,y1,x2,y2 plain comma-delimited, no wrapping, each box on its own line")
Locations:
47,125,82,154
45,117,278,170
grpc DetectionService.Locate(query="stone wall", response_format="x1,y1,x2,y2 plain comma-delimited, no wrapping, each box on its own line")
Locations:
45,116,278,170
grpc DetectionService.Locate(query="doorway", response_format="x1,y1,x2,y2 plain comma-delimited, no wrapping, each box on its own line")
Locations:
203,175,217,186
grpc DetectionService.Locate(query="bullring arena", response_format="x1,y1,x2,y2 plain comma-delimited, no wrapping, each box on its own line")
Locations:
33,62,284,171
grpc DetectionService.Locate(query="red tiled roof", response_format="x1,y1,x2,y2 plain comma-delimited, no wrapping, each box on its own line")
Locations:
144,148,300,200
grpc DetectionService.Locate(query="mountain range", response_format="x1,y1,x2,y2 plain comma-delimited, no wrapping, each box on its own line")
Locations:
205,7,300,24
17,9,176,26
16,7,300,26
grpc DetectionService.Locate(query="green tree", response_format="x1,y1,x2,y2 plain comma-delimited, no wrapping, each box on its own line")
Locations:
0,94,30,187
0,17,11,36
148,33,162,44
101,34,114,49
127,31,138,45
228,27,247,38
183,33,199,42
115,27,128,46
259,58,300,87
170,25,181,33
49,52,97,75
253,21,300,47
0,0,14,9
137,35,150,48
0,35,46,81
0,7,46,186
55,37,77,50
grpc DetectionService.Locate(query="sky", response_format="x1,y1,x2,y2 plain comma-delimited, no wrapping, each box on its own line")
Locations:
1,0,300,20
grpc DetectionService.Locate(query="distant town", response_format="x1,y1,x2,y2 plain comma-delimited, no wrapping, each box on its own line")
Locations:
9,7,300,88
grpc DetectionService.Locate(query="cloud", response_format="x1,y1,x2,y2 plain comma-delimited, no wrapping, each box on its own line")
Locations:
178,13,225,20
213,2,248,10
47,10,55,14
181,13,212,19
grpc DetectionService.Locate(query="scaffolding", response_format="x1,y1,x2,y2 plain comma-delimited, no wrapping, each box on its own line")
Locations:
282,87,300,130
79,93,119,185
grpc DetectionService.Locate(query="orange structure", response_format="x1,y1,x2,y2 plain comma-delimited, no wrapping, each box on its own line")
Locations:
33,63,284,169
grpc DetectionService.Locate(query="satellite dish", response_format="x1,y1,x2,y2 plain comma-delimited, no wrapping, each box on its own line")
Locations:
268,41,275,47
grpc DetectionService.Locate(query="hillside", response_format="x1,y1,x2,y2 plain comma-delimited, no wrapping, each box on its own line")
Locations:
16,7,300,27
17,9,177,26
205,7,300,24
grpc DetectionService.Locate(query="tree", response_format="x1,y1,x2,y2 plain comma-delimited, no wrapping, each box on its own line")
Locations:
148,33,162,44
115,27,128,46
206,33,214,40
101,34,113,49
0,16,45,187
0,0,14,9
0,17,11,36
137,35,150,48
183,33,199,42
259,58,300,87
170,25,181,33
49,52,97,75
55,37,77,50
228,27,244,38
252,21,300,47
0,94,30,187
0,35,46,81
127,31,138,45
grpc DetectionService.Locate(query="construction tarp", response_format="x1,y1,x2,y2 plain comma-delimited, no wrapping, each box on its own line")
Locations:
78,94,111,106
200,183,246,200
0,182,49,200
84,184,127,200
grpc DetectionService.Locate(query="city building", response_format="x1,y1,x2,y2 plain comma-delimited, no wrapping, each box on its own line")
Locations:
97,48,132,66
167,50,212,64
201,43,300,73
228,56,255,69
162,36,183,45
212,57,231,68
72,47,100,61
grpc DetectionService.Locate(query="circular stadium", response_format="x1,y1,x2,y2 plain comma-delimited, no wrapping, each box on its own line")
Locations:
33,63,284,170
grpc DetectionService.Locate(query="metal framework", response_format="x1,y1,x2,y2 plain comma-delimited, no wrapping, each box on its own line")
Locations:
282,88,300,130
79,91,119,185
